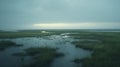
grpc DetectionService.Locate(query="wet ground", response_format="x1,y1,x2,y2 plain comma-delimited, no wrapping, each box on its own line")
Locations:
0,33,92,67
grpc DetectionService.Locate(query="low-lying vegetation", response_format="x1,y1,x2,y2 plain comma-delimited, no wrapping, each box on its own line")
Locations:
0,32,54,38
0,41,21,50
71,32,120,67
1,30,120,67
13,47,64,67
0,30,88,38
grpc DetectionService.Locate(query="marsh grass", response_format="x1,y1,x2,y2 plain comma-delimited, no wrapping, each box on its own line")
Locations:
13,47,64,67
1,30,120,67
72,32,120,67
0,31,62,38
0,30,86,38
0,41,21,50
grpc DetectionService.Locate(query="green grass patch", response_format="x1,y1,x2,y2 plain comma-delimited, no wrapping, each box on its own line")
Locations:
0,41,21,50
72,32,120,67
13,47,64,67
0,32,53,38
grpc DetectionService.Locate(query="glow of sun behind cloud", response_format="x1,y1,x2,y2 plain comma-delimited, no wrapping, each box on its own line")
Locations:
33,22,120,29
33,23,96,29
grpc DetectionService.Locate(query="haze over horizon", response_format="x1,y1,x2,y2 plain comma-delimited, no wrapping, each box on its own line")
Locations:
0,0,120,30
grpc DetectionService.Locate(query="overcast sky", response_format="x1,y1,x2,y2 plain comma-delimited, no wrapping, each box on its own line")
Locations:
0,0,120,30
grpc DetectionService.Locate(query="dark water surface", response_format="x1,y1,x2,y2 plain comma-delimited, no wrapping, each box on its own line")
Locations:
0,34,92,67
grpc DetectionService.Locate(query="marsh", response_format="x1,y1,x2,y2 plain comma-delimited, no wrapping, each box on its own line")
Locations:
0,30,120,67
0,31,92,67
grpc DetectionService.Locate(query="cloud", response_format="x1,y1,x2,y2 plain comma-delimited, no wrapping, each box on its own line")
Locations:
33,22,120,29
0,0,120,30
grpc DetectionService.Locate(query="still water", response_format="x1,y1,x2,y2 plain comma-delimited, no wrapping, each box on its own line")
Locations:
0,34,92,67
